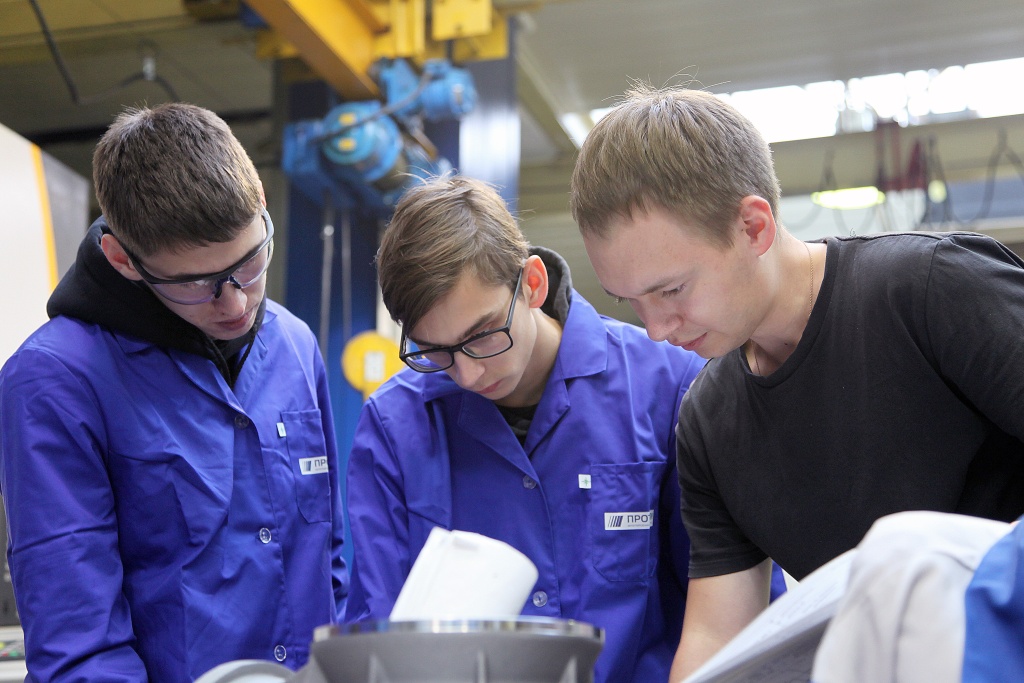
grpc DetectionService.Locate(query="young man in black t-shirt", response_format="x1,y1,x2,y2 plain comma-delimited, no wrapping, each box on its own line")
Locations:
569,85,1024,680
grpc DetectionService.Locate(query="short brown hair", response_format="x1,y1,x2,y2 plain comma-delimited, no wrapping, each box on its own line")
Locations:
376,175,528,331
570,85,780,249
92,103,262,256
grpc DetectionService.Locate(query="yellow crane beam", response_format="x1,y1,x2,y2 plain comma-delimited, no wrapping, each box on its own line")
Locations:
244,0,383,98
244,0,507,99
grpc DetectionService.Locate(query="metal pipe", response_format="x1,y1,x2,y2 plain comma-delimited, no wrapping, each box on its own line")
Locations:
318,201,335,360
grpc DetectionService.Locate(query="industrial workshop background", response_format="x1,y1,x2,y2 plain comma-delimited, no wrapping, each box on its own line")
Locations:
2,0,1024,572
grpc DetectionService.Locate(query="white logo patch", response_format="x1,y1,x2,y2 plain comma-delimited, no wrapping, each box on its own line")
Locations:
604,510,654,530
299,457,329,475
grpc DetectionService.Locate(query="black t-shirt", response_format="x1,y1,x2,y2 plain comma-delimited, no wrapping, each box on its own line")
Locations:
678,232,1024,580
497,402,538,446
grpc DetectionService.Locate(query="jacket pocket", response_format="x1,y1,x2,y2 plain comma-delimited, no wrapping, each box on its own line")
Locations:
589,462,663,581
109,448,231,558
282,409,332,523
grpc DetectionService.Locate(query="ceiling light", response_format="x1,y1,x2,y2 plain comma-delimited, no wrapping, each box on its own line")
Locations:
811,186,886,210
927,179,948,203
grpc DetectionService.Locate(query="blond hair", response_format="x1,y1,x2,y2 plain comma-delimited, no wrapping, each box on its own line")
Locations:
570,85,780,248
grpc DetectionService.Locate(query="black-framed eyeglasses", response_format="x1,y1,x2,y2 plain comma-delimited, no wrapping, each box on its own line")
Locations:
121,208,275,305
400,269,524,373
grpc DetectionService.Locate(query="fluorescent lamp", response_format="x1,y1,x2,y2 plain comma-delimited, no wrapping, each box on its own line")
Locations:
927,180,948,203
811,186,886,210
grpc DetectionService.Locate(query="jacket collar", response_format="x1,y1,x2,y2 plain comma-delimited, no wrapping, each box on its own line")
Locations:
47,216,265,385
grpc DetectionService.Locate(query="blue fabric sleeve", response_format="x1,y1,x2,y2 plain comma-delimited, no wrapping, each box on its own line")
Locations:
769,563,788,601
344,398,413,622
0,348,148,681
314,352,349,619
663,371,698,587
961,518,1024,682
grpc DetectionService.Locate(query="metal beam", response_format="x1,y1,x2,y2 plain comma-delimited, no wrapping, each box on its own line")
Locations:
517,63,575,158
516,35,576,158
244,0,381,99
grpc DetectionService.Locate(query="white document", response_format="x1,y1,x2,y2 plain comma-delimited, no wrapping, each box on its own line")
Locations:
682,550,855,683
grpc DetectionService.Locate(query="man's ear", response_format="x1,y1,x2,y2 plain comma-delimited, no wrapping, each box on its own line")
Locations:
737,195,777,257
100,233,144,281
522,254,549,309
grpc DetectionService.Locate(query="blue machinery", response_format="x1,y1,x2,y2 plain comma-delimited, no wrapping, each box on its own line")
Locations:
245,0,520,565
283,57,477,211
280,55,478,383
276,52,509,568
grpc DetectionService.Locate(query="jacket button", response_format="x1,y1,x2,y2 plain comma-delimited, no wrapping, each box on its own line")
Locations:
532,590,548,607
234,414,249,429
274,645,287,661
259,527,272,544
522,476,537,489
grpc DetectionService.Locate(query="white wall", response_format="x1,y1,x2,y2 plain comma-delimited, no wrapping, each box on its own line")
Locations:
0,123,59,365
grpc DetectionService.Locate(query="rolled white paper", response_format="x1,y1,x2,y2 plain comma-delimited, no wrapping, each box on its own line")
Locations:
390,527,540,621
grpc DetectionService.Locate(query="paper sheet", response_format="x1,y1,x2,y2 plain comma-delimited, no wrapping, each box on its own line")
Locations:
682,550,854,683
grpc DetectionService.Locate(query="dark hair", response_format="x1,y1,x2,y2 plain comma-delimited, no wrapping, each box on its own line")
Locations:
92,102,262,256
376,175,528,331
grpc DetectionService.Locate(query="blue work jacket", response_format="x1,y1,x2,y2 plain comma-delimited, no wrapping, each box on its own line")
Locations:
346,290,706,683
0,301,347,682
962,516,1024,682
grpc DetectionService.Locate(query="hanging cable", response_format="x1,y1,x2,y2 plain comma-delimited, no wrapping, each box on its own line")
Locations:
968,130,1010,224
917,136,959,229
27,0,179,105
782,150,831,233
27,0,80,102
934,129,1024,227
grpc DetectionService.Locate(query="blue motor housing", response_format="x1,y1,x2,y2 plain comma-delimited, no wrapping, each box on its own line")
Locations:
281,58,474,210
375,58,477,122
321,102,405,190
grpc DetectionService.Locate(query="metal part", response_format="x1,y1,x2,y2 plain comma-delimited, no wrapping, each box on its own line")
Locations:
318,202,335,359
317,617,603,639
194,618,603,683
244,0,381,98
340,209,352,342
373,0,426,59
321,101,406,188
194,659,293,682
244,0,507,95
296,617,605,683
432,0,493,40
283,57,471,210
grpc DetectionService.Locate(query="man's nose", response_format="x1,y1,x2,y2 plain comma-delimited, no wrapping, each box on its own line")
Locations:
636,299,678,343
448,352,486,389
212,278,247,316
212,275,241,300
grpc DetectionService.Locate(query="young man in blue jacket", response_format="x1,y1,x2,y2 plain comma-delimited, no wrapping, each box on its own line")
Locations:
346,175,741,683
0,103,347,680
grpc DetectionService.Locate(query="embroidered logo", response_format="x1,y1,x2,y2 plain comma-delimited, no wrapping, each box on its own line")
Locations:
299,456,329,475
604,510,654,530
